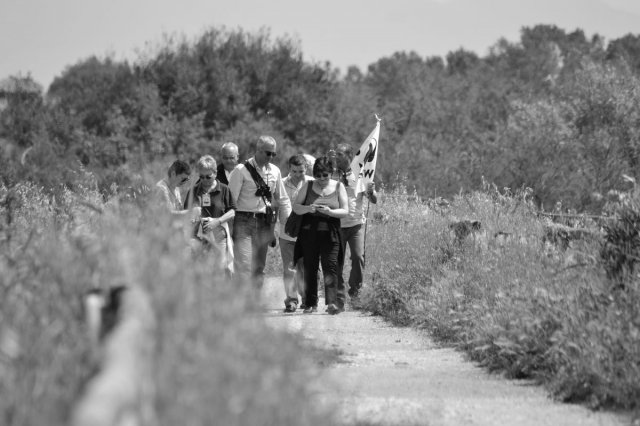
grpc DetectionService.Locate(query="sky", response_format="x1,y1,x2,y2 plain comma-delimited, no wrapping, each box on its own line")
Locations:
2,0,640,90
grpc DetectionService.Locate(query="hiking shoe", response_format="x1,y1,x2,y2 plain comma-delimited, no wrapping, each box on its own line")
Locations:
327,304,341,315
283,298,298,313
302,306,317,314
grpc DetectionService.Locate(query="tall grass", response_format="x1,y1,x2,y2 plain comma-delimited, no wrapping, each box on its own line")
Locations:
0,179,333,426
0,180,102,425
362,182,640,411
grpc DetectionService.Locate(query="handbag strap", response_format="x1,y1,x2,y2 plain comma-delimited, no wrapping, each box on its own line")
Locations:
302,180,314,205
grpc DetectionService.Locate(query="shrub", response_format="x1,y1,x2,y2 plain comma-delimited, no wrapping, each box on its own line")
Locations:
0,180,332,426
361,183,640,411
600,195,640,285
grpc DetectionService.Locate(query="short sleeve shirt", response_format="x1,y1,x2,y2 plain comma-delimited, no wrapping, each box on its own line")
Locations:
184,181,236,218
156,179,182,212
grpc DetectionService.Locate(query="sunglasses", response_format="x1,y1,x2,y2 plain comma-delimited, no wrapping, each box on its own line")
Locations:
314,172,331,178
179,177,190,185
199,174,215,180
263,151,277,157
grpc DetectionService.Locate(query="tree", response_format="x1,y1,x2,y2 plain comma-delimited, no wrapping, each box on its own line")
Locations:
48,56,135,136
446,49,479,76
0,75,45,147
606,33,640,72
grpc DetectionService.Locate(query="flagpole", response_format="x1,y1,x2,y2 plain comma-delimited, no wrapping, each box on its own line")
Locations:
363,197,370,268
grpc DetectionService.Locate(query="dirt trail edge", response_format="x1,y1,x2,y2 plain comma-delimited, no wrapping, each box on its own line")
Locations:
261,277,629,426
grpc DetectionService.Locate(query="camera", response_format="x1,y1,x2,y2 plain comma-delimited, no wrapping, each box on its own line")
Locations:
255,185,272,200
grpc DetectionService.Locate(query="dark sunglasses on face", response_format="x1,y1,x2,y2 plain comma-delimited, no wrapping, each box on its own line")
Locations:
179,177,190,185
314,172,331,178
264,151,277,157
199,174,215,180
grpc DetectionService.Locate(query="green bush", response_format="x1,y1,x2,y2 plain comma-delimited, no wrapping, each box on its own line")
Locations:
361,184,640,411
600,195,640,285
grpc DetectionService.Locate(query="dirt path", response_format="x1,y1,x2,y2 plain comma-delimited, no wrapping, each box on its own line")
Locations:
261,276,629,426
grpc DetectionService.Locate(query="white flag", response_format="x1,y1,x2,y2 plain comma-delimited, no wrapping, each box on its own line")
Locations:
350,119,380,194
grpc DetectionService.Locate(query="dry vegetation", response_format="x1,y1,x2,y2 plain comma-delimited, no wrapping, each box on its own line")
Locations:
0,176,333,426
2,171,639,423
362,181,640,412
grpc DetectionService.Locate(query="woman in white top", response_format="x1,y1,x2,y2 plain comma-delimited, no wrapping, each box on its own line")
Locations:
155,160,191,213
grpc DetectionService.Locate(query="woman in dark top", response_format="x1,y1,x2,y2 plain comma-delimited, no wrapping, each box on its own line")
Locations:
184,155,236,275
293,156,348,314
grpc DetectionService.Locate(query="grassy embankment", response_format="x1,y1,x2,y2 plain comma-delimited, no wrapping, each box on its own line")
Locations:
362,182,640,411
0,176,334,426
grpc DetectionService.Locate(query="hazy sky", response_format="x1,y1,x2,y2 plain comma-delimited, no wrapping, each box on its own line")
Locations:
2,0,640,89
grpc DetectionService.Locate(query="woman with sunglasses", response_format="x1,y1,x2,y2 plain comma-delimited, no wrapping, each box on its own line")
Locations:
184,155,236,276
292,156,349,314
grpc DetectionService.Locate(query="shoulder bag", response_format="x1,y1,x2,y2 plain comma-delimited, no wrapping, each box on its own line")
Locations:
284,181,313,238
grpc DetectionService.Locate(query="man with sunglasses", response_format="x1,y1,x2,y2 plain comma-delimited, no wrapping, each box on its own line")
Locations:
334,143,378,306
228,136,291,289
216,142,239,185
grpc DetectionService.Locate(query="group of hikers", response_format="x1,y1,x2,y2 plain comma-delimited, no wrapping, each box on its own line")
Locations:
155,135,377,315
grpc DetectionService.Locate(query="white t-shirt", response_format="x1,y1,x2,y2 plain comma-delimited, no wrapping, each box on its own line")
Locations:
340,171,367,228
279,175,313,241
156,179,182,212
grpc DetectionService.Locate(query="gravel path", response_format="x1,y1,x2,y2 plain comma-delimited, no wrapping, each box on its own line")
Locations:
261,276,630,426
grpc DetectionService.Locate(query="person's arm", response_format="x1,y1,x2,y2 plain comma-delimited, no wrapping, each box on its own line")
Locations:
217,187,236,225
204,209,235,230
277,192,290,224
156,185,189,216
293,182,316,215
274,172,291,219
346,184,357,218
334,182,350,218
227,167,243,206
183,188,192,210
203,187,236,231
170,205,190,216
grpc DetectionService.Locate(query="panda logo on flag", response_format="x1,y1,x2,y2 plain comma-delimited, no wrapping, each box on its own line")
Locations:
355,138,377,179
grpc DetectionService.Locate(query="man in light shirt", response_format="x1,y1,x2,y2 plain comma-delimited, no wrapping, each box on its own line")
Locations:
279,154,313,312
228,136,291,289
334,143,377,303
216,142,239,185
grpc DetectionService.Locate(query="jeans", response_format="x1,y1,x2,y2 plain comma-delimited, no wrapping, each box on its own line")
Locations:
300,229,343,308
279,238,305,305
233,214,274,288
339,224,365,297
